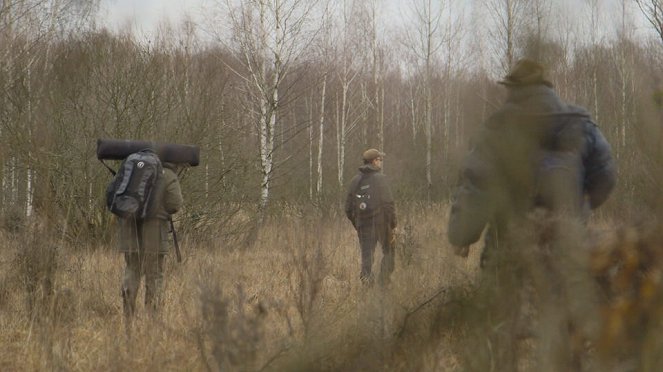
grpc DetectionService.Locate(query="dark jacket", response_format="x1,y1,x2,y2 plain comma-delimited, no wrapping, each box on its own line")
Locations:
345,164,397,230
448,84,616,248
119,164,183,254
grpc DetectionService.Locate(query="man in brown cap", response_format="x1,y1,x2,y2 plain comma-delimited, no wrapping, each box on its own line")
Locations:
345,148,397,287
447,58,616,370
497,58,553,87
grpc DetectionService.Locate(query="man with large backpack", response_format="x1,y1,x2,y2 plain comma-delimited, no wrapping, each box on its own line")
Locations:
447,59,616,370
107,150,183,319
345,148,397,287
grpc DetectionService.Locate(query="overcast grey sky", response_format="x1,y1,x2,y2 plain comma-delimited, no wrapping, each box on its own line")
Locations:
98,0,651,45
99,0,407,39
99,0,205,36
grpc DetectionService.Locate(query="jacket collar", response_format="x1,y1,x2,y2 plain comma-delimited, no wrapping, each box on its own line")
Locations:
359,164,380,174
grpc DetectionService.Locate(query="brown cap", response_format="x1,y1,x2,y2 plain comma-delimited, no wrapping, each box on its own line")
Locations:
362,148,385,161
498,58,553,88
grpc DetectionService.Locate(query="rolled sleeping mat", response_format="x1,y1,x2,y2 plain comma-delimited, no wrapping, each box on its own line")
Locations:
96,138,200,166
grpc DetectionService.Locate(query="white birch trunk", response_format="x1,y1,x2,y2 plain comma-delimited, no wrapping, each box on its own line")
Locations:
425,2,434,201
409,84,417,144
309,97,314,201
316,74,327,199
256,0,279,221
26,166,33,217
220,0,318,226
26,50,33,218
425,80,432,201
11,157,17,206
335,95,342,191
336,52,358,191
369,0,383,150
338,82,349,190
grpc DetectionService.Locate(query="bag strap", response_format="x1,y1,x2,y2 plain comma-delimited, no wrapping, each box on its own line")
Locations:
354,172,368,195
100,159,117,176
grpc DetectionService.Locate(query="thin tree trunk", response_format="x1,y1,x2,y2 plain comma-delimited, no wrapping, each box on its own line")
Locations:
309,97,314,201
316,74,327,201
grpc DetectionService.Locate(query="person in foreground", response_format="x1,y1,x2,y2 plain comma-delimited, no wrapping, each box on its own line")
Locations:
447,58,616,370
119,162,183,320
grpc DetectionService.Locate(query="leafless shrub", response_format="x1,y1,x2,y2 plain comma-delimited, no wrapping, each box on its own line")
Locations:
198,282,267,371
3,206,26,234
51,288,76,326
3,218,80,371
285,221,327,335
395,222,418,266
31,287,77,372
14,222,59,320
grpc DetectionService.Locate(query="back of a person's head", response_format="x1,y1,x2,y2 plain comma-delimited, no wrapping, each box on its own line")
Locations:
499,58,553,88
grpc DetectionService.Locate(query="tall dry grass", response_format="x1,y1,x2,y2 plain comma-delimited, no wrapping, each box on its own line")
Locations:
0,203,476,371
3,204,657,371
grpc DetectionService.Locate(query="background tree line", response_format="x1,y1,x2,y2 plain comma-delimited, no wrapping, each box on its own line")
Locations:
1,0,662,245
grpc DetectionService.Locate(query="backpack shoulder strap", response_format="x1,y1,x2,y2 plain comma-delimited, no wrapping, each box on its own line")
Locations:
351,172,366,194
356,171,377,196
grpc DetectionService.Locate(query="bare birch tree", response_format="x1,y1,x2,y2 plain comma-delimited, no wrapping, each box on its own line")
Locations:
334,0,367,193
634,0,663,44
547,1,580,100
439,1,465,173
402,0,446,201
350,0,386,151
211,0,321,228
308,6,335,205
0,0,98,219
368,0,386,151
585,0,604,122
613,1,638,150
315,70,327,202
478,0,531,74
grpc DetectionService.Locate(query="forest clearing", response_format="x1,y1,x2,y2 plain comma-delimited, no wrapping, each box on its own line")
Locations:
3,202,658,371
0,204,480,371
2,0,663,370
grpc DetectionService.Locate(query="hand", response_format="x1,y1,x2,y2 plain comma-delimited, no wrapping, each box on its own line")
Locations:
453,245,470,258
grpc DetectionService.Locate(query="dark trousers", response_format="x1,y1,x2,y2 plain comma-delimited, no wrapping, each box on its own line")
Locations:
122,250,164,317
357,224,394,285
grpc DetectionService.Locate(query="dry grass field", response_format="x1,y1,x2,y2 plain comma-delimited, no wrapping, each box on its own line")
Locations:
0,203,482,371
3,203,661,371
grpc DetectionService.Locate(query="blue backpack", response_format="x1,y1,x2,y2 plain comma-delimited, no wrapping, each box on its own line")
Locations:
530,115,588,213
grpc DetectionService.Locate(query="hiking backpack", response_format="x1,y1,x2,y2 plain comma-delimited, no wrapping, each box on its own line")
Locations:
354,174,380,218
106,149,163,219
530,116,587,213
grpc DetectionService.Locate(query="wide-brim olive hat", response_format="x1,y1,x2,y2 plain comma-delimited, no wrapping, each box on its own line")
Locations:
362,148,385,161
498,58,553,88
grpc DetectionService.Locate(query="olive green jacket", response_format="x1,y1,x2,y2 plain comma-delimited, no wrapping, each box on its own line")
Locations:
118,165,183,254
